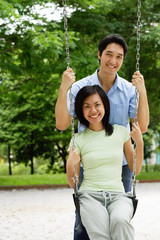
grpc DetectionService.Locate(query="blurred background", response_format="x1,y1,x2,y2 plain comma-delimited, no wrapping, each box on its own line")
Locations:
0,0,160,186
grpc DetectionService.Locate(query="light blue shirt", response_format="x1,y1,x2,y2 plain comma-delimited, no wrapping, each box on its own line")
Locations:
67,69,138,165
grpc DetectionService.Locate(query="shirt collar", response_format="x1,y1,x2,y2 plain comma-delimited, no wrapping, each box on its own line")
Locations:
114,73,124,92
93,69,124,92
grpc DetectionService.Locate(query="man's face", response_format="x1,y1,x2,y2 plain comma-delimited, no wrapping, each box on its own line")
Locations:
98,43,124,75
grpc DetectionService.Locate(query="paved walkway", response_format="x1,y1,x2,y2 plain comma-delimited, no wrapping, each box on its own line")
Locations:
0,182,160,240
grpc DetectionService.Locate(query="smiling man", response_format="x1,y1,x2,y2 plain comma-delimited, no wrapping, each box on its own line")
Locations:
55,34,149,240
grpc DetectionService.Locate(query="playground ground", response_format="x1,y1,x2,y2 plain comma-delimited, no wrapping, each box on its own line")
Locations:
0,182,160,240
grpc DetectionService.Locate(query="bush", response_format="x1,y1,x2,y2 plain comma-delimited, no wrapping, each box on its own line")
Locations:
36,163,49,175
0,162,30,175
13,163,30,175
153,164,160,172
0,163,9,175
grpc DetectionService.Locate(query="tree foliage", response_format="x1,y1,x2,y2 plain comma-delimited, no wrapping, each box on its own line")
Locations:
0,0,160,173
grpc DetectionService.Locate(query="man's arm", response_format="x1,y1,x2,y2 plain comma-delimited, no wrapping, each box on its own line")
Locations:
131,71,149,133
55,68,76,130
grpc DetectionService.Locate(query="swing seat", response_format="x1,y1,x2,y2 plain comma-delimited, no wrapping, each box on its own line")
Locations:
73,194,138,219
132,197,138,218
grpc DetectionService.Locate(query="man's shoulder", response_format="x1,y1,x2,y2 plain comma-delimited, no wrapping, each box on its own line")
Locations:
118,75,135,92
72,71,97,93
118,75,132,86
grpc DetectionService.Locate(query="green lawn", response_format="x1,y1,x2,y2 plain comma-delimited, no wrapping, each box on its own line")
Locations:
136,171,160,180
0,173,68,186
0,171,159,186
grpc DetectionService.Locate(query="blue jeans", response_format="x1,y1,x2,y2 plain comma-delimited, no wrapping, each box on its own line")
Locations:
73,165,133,240
122,164,133,192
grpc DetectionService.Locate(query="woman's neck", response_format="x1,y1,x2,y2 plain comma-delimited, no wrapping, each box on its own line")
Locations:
89,123,104,132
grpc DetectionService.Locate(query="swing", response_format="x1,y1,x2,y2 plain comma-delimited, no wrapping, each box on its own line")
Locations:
62,0,141,219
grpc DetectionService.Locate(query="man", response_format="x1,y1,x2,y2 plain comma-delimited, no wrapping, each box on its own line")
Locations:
55,34,149,240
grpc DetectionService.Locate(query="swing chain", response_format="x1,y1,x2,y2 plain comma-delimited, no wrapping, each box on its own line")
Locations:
62,0,75,148
72,165,79,195
62,0,70,68
132,0,141,196
62,0,77,195
136,0,141,72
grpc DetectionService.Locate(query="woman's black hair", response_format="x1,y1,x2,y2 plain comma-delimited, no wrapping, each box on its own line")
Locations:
75,85,113,136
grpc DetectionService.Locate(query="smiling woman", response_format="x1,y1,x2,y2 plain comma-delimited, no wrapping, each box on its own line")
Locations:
66,85,144,240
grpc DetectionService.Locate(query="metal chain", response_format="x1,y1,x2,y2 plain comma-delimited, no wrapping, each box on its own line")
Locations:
136,0,141,72
132,0,141,196
62,0,77,194
62,0,75,149
63,0,70,68
72,165,79,195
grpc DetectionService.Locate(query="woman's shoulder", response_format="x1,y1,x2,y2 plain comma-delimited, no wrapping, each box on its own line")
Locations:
113,124,128,133
75,128,89,139
113,124,130,142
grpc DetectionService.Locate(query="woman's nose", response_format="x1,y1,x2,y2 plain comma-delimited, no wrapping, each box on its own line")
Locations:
90,107,96,113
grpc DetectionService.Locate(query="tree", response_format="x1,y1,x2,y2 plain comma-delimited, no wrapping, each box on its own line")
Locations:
0,1,63,171
0,0,160,174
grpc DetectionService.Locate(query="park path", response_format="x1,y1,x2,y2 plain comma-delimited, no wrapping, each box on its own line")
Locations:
0,182,160,240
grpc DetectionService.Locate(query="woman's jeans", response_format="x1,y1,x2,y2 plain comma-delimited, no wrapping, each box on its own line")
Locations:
73,164,133,240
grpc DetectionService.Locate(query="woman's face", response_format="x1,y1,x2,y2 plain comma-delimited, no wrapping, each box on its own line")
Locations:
82,93,105,130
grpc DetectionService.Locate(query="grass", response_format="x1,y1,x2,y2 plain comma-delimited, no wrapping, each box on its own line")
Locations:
0,171,159,186
136,172,160,180
0,164,160,186
0,173,68,186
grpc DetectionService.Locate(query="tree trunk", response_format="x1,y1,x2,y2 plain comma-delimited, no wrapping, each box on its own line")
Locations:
56,143,67,173
8,145,12,175
49,155,55,170
145,159,148,172
30,154,34,174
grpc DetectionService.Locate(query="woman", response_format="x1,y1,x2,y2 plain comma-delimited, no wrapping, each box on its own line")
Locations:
67,85,143,240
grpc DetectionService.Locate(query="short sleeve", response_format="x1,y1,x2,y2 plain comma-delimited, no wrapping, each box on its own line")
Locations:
123,127,130,143
67,91,76,117
129,86,139,119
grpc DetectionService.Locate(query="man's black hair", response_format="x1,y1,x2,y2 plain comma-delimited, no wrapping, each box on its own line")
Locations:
98,34,128,58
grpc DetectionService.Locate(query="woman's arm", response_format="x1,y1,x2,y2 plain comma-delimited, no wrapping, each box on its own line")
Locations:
124,123,144,175
66,148,81,189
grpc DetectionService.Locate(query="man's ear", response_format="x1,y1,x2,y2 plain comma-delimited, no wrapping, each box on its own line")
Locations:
98,50,101,60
